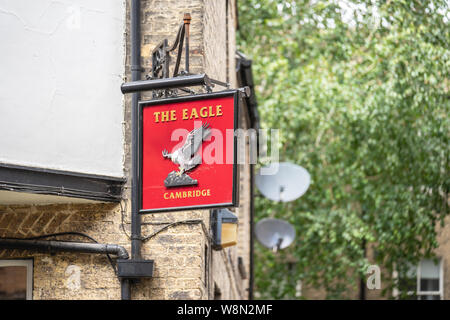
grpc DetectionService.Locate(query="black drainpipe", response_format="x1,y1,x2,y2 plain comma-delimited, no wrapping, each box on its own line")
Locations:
124,0,143,301
0,238,129,259
130,0,142,260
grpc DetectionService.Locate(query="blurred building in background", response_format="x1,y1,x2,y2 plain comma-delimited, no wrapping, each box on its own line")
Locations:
300,216,450,300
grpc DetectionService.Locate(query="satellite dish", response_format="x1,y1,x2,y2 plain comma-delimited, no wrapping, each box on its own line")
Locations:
255,162,310,202
255,218,296,252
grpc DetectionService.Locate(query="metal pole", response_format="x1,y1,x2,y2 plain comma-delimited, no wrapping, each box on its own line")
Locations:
121,278,131,300
183,13,191,73
121,74,209,94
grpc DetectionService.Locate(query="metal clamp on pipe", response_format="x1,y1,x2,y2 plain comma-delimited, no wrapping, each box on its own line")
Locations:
238,86,251,99
117,259,154,279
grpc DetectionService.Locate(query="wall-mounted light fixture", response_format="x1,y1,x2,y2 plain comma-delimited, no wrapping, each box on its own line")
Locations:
212,209,238,250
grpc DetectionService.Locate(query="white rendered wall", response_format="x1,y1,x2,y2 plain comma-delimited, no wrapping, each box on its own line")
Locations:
0,0,125,177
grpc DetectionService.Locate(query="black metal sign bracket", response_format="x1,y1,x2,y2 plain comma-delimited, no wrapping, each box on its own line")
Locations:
121,13,233,98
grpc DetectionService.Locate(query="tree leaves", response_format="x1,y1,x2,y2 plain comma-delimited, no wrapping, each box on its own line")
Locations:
238,0,449,299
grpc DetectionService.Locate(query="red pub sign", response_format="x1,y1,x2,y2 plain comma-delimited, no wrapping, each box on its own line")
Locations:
139,90,239,213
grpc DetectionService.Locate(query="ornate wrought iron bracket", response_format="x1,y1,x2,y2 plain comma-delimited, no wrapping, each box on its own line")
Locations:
121,13,232,98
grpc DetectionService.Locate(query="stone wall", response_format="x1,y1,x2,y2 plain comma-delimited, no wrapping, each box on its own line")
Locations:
0,203,124,299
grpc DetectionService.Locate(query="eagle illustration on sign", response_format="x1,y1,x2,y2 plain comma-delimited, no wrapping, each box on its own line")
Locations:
162,122,211,188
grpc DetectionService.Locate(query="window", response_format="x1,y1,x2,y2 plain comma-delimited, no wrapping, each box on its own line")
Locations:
417,259,442,300
394,259,443,300
0,260,33,300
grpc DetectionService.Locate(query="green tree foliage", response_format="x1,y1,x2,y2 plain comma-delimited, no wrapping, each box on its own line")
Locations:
237,0,449,299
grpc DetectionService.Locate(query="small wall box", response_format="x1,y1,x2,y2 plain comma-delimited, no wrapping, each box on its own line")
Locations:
117,259,154,279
